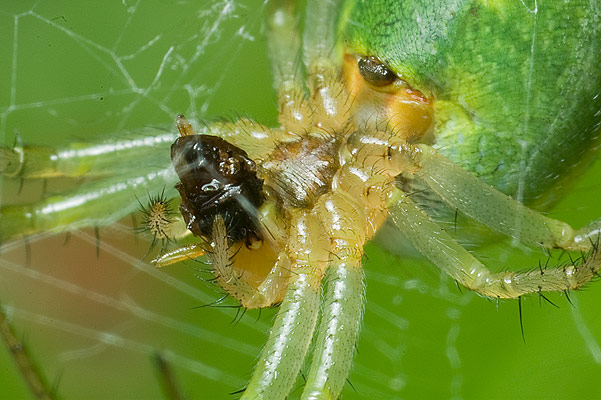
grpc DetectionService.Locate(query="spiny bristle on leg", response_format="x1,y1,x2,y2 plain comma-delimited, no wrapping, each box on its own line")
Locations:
135,191,185,252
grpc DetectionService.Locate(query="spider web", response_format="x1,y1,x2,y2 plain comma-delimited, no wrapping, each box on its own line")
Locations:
1,1,600,399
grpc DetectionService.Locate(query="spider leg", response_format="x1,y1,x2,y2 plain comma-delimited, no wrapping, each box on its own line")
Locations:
203,119,278,161
267,0,303,94
1,166,177,242
241,264,320,399
266,0,314,135
389,189,601,298
302,243,364,399
0,128,176,179
209,217,290,309
303,0,348,133
0,120,277,242
268,0,349,134
152,243,205,267
302,0,341,69
1,128,181,242
299,174,379,399
242,211,328,400
402,143,601,251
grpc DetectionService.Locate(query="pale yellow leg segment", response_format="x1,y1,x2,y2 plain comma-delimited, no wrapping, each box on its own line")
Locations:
267,0,303,94
389,190,601,299
241,211,328,399
303,0,350,132
299,189,370,399
241,266,320,400
302,0,343,68
203,119,278,161
266,0,313,133
152,243,205,267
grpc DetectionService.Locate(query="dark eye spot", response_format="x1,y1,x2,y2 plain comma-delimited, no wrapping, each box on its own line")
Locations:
357,56,397,87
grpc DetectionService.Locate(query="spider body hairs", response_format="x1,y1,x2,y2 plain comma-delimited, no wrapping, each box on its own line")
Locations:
1,1,601,399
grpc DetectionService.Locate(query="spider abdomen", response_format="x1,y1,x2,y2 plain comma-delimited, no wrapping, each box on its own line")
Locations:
344,0,601,205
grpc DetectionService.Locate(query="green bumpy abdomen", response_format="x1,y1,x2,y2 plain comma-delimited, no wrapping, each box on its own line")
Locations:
343,0,601,206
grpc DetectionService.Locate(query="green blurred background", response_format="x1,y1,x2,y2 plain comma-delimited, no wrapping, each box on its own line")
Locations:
0,1,600,399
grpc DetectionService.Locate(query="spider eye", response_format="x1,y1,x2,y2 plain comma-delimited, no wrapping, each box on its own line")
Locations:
357,56,397,87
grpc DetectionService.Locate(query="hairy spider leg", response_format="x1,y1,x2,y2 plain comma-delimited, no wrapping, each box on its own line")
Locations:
378,142,601,298
391,191,601,298
0,128,176,240
1,165,177,241
300,189,368,399
302,260,364,399
207,216,291,309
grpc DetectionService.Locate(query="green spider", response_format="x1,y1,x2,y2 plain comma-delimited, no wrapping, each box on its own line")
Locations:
1,0,600,399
